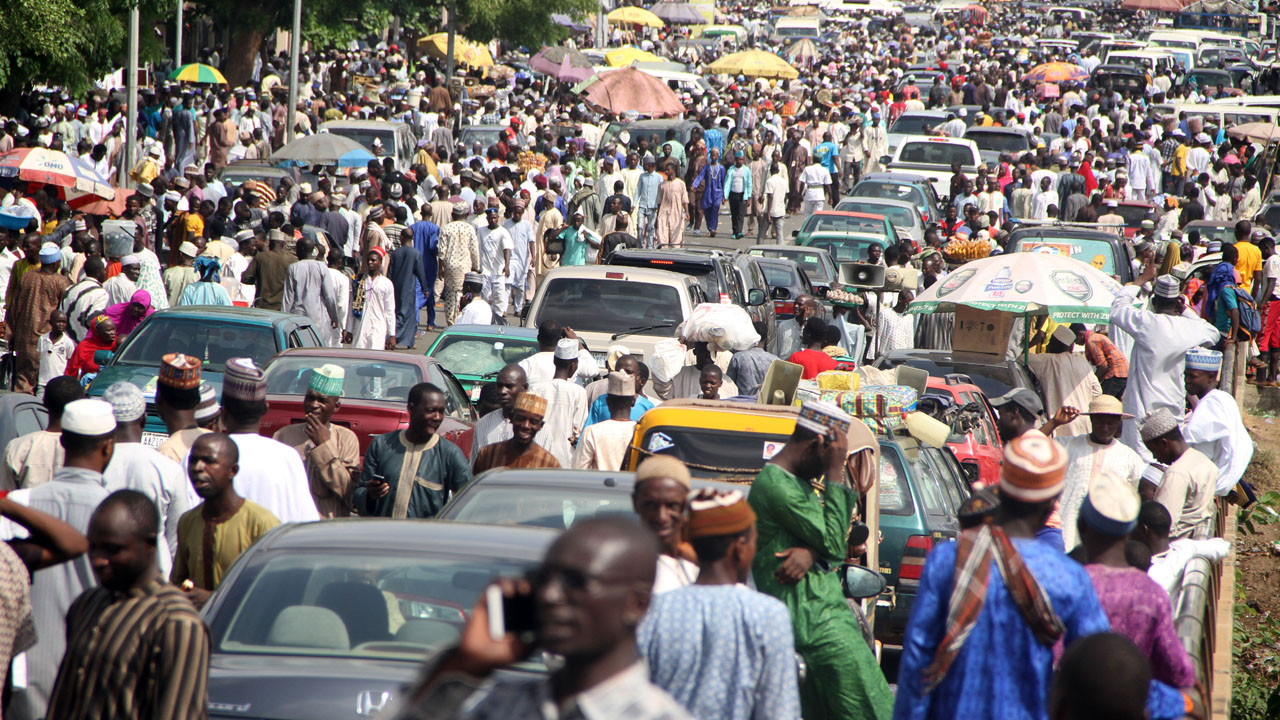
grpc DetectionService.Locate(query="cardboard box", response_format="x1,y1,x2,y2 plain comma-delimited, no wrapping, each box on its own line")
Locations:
952,306,1012,358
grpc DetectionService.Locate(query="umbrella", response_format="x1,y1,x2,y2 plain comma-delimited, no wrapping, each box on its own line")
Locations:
0,148,115,200
171,63,227,84
1121,0,1185,8
649,2,706,24
784,38,821,62
579,67,684,117
605,46,664,68
607,6,665,27
1226,122,1280,143
1023,61,1088,84
907,253,1124,323
77,189,136,217
417,33,495,68
269,134,375,168
530,46,596,82
707,50,799,80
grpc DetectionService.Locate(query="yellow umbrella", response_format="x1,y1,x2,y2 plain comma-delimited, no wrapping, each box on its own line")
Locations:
607,6,665,27
416,33,495,68
707,50,798,79
605,46,665,67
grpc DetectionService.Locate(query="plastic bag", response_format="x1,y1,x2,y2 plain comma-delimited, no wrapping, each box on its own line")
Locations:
650,338,687,383
679,303,760,352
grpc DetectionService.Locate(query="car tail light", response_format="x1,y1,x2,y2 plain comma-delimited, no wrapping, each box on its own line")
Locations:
719,292,731,304
605,271,624,279
899,535,934,585
775,300,795,315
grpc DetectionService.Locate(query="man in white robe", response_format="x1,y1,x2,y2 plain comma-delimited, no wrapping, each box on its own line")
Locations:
1182,347,1254,496
527,339,590,466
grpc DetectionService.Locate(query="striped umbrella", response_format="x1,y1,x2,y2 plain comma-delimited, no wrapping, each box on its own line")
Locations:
0,148,115,201
170,63,228,84
1023,62,1088,84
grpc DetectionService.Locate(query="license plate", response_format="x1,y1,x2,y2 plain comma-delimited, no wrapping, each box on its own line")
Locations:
141,432,169,449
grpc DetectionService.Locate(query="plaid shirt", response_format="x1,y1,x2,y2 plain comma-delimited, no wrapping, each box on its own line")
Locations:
1084,332,1129,380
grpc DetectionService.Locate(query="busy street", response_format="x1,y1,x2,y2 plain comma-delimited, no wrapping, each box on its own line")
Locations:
0,0,1274,717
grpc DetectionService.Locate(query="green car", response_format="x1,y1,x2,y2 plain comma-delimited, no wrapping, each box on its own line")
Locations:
802,231,893,264
424,324,543,398
791,210,900,247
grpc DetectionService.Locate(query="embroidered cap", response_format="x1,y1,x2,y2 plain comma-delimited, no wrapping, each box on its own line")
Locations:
159,353,202,390
999,431,1067,502
1185,347,1222,373
120,254,140,268
607,371,635,397
38,242,61,264
1080,471,1140,537
223,357,267,402
308,364,345,397
1152,274,1181,300
796,399,853,436
554,338,578,361
512,392,547,419
635,454,692,489
1139,408,1180,442
686,487,757,539
193,382,220,422
103,382,146,423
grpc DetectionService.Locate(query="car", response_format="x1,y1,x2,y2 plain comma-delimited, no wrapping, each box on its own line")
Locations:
1180,68,1245,97
0,393,46,452
457,124,527,154
848,172,944,224
201,520,557,720
257,348,477,459
423,324,544,397
87,307,324,446
918,375,1002,487
962,127,1034,166
598,119,702,160
872,348,1040,402
1008,223,1136,283
1258,202,1280,232
886,111,950,158
606,248,771,332
746,245,840,297
754,256,815,319
523,264,708,366
943,105,985,128
1112,201,1161,239
316,120,418,172
802,231,892,264
833,197,925,247
792,210,899,247
728,250,778,340
1089,64,1148,98
1182,221,1237,247
881,136,982,200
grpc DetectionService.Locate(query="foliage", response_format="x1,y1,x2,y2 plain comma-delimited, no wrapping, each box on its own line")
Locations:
1238,489,1280,536
1232,589,1280,720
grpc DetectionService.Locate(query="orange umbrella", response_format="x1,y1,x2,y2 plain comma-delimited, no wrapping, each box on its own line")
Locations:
580,67,685,117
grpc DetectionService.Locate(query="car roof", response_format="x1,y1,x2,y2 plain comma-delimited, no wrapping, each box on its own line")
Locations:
808,210,887,221
437,324,539,338
894,110,949,119
254,519,559,559
963,127,1026,135
858,172,933,184
838,197,918,209
1010,225,1119,241
542,264,698,284
746,244,833,257
318,120,411,130
147,306,310,325
469,468,637,489
611,248,722,263
269,347,433,364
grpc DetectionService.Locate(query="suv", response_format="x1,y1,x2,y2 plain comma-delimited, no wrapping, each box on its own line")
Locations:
746,245,840,298
848,172,944,225
918,375,1002,487
606,248,772,334
1008,223,1136,283
882,136,982,200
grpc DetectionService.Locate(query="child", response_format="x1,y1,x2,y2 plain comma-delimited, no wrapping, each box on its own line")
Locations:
699,364,724,400
37,310,75,397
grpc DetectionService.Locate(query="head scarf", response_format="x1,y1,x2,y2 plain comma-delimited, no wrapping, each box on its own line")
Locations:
194,255,221,283
103,289,154,337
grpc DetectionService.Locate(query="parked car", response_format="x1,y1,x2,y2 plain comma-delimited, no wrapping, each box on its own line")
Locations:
847,172,944,224
886,111,950,158
87,307,323,446
746,245,840,298
873,348,1041,403
754,256,814,319
1181,221,1236,247
258,348,476,459
962,126,1034,166
792,211,900,247
0,393,46,452
918,375,1002,487
202,520,557,720
424,325,543,397
1112,201,1161,239
881,136,982,200
606,248,771,333
457,124,528,154
316,120,418,172
833,197,926,248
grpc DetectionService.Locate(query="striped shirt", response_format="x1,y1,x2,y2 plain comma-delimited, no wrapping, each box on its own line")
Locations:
45,579,209,720
1084,331,1129,380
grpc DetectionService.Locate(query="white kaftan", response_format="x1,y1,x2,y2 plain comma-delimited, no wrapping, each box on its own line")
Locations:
1057,435,1146,550
1182,389,1254,495
228,433,321,523
346,274,395,349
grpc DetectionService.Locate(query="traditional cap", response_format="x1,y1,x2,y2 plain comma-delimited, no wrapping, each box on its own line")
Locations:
554,338,578,360
796,399,853,436
38,242,61,264
1082,394,1133,418
1080,471,1140,536
606,344,630,371
178,241,199,258
991,387,1043,418
172,176,191,189
309,364,345,397
1152,274,1181,299
1134,241,1153,256
1185,347,1223,373
193,382,220,421
159,353,202,389
1105,199,1118,208
103,381,146,422
164,190,182,203
451,201,470,216
1051,325,1076,347
686,487,757,539
607,371,636,397
1207,240,1222,253
1195,132,1211,143
61,399,117,436
223,357,267,402
120,254,140,267
463,272,484,286
366,205,386,222
512,392,548,419
635,454,692,489
1140,219,1155,229
1000,431,1067,502
1140,408,1180,441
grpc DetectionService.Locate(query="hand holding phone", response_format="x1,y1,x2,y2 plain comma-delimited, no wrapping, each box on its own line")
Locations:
486,581,538,642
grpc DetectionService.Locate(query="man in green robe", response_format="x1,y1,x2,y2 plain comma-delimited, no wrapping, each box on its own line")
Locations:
355,383,471,518
747,401,894,720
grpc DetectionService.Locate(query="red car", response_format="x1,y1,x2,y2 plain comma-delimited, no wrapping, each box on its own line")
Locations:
1114,201,1158,240
920,375,1002,488
259,348,478,459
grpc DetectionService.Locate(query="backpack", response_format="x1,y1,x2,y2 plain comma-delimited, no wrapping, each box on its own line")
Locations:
1234,288,1261,341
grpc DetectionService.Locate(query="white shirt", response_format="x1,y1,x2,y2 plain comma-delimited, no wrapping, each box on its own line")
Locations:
1026,353,1102,438
765,174,788,218
572,419,636,471
478,225,513,278
103,442,189,575
528,378,588,466
1057,434,1146,550
37,334,74,388
800,164,831,202
1148,538,1231,609
654,554,699,594
519,350,601,384
0,247,20,305
228,433,321,523
456,297,493,325
1181,389,1254,495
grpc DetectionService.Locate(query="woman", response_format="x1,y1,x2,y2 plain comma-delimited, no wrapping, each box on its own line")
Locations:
102,289,154,338
344,247,396,350
177,256,233,306
653,164,689,249
64,314,117,381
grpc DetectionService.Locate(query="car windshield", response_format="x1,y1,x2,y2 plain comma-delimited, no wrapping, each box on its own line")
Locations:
802,214,888,236
881,440,968,517
460,129,503,149
760,263,796,287
808,237,884,263
535,278,683,336
447,487,632,529
890,115,943,135
264,357,423,402
324,128,394,154
1113,205,1154,226
897,141,975,167
213,552,539,662
609,257,720,298
965,131,1029,153
639,427,786,479
882,355,1018,399
114,318,276,373
1187,224,1235,245
751,250,833,282
1188,71,1234,88
835,202,917,228
852,181,925,208
1016,237,1118,275
429,334,539,378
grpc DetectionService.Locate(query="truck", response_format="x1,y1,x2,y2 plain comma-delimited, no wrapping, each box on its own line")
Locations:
880,135,982,200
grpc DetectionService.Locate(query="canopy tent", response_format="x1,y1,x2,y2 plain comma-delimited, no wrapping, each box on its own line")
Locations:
416,34,495,68
605,46,665,67
1121,0,1188,10
908,253,1123,323
530,46,597,82
607,6,666,27
1226,122,1280,143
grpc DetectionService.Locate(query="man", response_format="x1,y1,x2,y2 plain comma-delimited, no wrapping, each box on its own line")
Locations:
272,364,360,518
1042,396,1146,551
7,241,72,393
800,156,832,216
356,383,472,518
555,211,601,267
894,433,1112,719
1140,409,1217,540
9,398,117,720
1097,199,1125,235
396,516,693,720
503,201,534,316
172,433,279,609
44,490,209,720
637,487,801,720
60,256,109,343
1181,347,1253,496
477,206,512,315
1136,501,1231,610
163,241,200,307
1072,324,1129,400
101,382,188,576
1026,326,1102,438
636,156,662,247
573,372,636,471
760,161,788,243
103,254,140,305
406,216,440,331
749,401,893,720
528,339,590,466
771,294,820,359
155,353,211,465
455,273,493,325
692,148,727,238
1075,474,1195,690
583,355,654,428
727,320,780,397
633,455,699,592
242,230,296,310
470,364,526,454
471,392,560,473
518,320,600,383
1,376,82,489
281,235,341,346
654,341,738,401
1050,634,1155,720
220,358,321,523
386,224,432,348
437,202,481,325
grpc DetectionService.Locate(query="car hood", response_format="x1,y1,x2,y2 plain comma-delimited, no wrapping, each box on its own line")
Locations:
208,653,418,719
88,364,225,399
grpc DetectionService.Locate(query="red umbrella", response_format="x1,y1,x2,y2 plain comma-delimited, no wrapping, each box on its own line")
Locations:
580,67,684,117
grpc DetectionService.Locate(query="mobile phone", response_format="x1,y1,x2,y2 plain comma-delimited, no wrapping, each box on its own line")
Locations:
486,584,538,642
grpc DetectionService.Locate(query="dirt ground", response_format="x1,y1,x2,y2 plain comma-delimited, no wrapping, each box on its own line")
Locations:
1233,408,1280,703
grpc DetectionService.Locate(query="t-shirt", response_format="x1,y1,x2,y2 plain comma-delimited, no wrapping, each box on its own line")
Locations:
787,348,838,379
1265,254,1280,301
800,165,831,202
1212,282,1238,336
765,174,788,218
813,141,839,173
1235,240,1262,293
37,333,75,387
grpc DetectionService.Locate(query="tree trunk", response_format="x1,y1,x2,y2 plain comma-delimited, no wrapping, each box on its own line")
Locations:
225,25,267,87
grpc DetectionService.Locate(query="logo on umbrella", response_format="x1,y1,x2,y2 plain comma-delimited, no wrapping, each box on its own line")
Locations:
1050,270,1092,302
936,268,975,297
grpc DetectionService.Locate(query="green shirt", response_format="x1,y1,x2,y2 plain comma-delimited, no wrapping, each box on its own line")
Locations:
356,431,471,519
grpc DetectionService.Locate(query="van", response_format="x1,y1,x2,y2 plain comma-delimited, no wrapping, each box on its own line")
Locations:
316,120,417,173
1104,50,1179,77
1046,6,1096,24
632,67,714,97
1156,103,1280,133
771,17,820,42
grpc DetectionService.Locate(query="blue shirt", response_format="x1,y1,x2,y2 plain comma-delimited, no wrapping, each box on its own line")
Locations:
813,141,840,173
638,584,801,720
582,393,654,430
636,171,662,210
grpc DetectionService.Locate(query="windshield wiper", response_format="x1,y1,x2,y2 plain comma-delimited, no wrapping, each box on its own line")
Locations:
612,323,676,340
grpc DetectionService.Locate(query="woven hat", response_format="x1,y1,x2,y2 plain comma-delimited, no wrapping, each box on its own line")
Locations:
61,399,117,436
686,487,757,539
309,364,345,397
1185,347,1222,373
223,357,266,402
1000,431,1067,502
554,338,578,360
796,399,853,436
1140,408,1179,442
607,371,636,397
103,381,146,423
512,392,547,419
1152,274,1181,299
1080,471,1140,536
193,382,220,422
463,272,484,286
1081,394,1133,418
635,454,692,489
159,353,202,390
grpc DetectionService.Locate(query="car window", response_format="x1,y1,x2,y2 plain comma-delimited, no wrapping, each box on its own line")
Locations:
535,278,684,336
1016,237,1118,275
852,181,925,208
760,263,795,287
925,446,969,512
960,390,994,446
889,115,943,135
14,404,47,437
427,365,474,421
265,357,424,403
809,238,883,263
964,131,1030,153
720,260,746,303
802,214,888,236
745,260,769,293
877,447,915,516
836,202,917,228
430,334,539,379
638,428,785,479
115,318,277,373
897,141,975,167
798,268,815,295
447,487,631,529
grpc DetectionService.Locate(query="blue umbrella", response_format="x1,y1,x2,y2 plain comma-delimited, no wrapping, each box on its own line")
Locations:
336,147,376,168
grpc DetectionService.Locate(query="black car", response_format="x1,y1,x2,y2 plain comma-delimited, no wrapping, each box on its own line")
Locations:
746,245,839,298
203,521,558,720
754,256,814,320
873,348,1040,403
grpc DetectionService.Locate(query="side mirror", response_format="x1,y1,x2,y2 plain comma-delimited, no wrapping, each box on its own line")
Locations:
771,286,791,300
960,461,980,486
843,564,887,599
791,230,799,238
880,155,892,166
747,288,767,306
93,350,114,366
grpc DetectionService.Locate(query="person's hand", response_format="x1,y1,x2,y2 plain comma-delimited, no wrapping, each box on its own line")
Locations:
1052,406,1080,427
385,336,396,351
304,413,331,446
774,547,816,584
183,587,212,610
366,477,391,498
331,320,339,329
453,578,535,676
342,330,352,344
561,326,578,340
820,428,849,474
